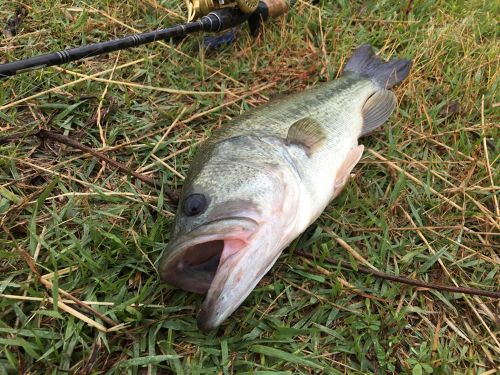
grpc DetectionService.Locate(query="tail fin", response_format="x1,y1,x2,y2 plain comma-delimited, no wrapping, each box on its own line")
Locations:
344,44,412,89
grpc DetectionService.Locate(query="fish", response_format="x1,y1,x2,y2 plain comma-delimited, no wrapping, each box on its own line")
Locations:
158,44,412,331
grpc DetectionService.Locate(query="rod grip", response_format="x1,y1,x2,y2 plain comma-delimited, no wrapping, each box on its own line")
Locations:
260,0,294,18
247,0,294,36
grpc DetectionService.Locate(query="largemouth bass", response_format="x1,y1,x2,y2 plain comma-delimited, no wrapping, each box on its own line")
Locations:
159,44,412,331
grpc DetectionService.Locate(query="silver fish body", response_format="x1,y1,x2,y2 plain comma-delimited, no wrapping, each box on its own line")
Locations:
159,44,412,331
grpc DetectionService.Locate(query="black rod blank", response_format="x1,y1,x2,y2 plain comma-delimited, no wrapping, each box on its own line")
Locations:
0,7,251,79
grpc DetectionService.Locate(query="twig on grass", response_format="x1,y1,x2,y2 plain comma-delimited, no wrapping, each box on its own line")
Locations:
295,250,500,299
35,129,179,203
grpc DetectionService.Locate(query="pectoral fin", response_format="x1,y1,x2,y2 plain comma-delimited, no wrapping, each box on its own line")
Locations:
361,90,397,136
332,145,364,199
286,117,326,156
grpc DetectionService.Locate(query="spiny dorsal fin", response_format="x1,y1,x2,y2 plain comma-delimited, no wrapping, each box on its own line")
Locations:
286,117,326,156
361,90,397,136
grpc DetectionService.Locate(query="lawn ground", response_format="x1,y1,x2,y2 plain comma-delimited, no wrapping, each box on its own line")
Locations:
0,0,499,373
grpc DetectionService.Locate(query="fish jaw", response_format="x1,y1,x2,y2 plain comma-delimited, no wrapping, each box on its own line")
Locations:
195,216,298,331
160,215,291,332
158,217,259,294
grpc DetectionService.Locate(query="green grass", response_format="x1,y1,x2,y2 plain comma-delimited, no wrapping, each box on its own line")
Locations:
0,0,499,373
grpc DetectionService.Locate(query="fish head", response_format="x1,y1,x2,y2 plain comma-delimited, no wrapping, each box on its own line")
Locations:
159,136,300,331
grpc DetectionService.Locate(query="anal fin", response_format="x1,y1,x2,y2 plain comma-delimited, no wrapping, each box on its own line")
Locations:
332,145,364,199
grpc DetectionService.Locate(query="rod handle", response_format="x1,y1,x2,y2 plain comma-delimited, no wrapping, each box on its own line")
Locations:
247,0,294,36
261,0,295,18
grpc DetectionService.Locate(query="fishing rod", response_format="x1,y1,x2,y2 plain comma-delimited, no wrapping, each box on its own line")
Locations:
0,0,294,79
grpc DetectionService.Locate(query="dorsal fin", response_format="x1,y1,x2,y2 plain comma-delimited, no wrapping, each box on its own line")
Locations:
286,117,326,156
361,90,397,136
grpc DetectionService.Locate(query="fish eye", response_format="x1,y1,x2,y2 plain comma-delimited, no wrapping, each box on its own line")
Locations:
182,193,208,216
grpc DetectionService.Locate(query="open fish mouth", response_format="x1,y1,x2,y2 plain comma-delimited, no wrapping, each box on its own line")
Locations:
158,217,259,294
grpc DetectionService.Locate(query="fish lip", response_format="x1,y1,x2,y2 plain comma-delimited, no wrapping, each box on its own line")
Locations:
196,245,281,333
187,216,258,238
197,298,232,332
165,216,259,253
158,216,259,292
197,307,221,332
